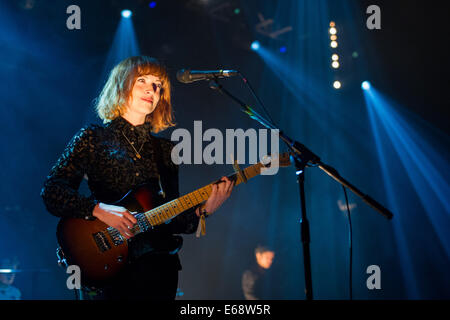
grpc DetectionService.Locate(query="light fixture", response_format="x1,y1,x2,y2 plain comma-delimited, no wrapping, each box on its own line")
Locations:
362,81,371,90
333,81,341,89
121,10,132,18
251,41,260,51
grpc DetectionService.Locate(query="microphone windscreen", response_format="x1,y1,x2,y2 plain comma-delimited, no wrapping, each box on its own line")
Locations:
176,69,191,83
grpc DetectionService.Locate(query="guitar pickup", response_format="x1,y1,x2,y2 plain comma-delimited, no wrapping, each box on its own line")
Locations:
106,227,125,246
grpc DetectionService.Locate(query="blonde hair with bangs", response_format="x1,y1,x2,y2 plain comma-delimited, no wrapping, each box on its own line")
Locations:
95,56,175,133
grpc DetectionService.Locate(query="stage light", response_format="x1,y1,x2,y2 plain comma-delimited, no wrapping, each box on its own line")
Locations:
149,1,157,8
333,81,341,89
329,21,335,27
121,10,132,18
329,27,337,35
279,46,287,53
330,35,337,41
0,269,14,273
234,8,240,14
251,41,260,51
330,41,338,48
362,81,371,90
332,54,339,61
332,61,340,69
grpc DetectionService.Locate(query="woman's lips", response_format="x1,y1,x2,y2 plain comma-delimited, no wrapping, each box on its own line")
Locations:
141,98,153,104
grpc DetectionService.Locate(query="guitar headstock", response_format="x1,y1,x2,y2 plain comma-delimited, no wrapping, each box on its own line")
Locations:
279,152,292,167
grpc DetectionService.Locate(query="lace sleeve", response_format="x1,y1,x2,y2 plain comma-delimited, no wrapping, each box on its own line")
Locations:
40,126,99,219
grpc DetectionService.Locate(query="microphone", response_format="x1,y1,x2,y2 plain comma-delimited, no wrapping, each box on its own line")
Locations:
176,69,238,83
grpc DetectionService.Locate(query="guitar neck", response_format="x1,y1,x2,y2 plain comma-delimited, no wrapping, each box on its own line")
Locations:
139,161,265,228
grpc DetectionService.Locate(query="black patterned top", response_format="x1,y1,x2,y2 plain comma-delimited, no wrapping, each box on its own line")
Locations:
40,116,199,262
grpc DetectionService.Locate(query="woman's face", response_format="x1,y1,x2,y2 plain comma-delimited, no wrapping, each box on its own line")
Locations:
126,74,162,117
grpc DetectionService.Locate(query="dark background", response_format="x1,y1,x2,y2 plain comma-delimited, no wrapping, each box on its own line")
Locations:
0,0,448,300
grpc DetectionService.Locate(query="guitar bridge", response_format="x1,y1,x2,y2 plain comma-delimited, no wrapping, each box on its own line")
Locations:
92,232,112,252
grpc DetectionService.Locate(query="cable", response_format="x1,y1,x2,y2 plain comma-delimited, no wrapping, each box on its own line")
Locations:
238,72,278,128
342,186,353,300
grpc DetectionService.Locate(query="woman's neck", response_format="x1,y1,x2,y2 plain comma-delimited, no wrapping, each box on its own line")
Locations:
121,110,146,126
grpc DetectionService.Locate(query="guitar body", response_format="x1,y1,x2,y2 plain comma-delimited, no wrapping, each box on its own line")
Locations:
57,217,128,287
56,183,171,287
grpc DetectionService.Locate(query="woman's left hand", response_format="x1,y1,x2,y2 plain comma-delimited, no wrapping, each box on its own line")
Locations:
197,176,235,216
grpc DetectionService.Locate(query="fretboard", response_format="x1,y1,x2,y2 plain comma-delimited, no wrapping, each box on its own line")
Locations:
128,161,266,235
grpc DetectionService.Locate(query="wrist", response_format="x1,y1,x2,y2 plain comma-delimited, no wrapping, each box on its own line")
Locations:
92,203,103,218
200,203,211,216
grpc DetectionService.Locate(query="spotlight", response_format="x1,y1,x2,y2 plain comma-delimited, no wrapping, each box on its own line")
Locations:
121,9,132,18
362,81,371,90
279,46,287,53
251,41,260,51
234,8,240,14
330,41,338,48
329,27,337,35
330,35,337,41
329,21,335,27
333,81,341,89
149,1,157,8
332,54,339,61
332,61,340,69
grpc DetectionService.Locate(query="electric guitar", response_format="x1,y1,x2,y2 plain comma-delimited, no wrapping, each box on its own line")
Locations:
56,153,291,287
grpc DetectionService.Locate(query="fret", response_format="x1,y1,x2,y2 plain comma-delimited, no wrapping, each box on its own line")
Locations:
164,205,175,220
179,196,190,210
173,200,182,213
160,206,170,221
168,200,178,216
180,196,190,210
153,211,163,224
191,190,202,204
169,200,179,215
198,187,209,201
177,198,186,211
148,213,158,226
185,193,196,207
168,201,178,215
186,192,196,205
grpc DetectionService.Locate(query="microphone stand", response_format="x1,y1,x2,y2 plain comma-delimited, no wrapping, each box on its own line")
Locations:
208,78,393,300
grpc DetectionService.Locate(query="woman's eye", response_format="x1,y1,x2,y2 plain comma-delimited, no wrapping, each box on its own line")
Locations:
152,83,162,91
138,78,145,83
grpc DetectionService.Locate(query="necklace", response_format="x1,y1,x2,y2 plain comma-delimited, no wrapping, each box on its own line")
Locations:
122,131,145,159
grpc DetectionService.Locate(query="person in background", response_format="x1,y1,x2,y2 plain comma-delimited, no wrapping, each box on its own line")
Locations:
241,245,275,300
0,257,21,300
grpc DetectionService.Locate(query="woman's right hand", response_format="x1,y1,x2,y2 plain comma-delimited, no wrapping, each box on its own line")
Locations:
92,203,137,239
